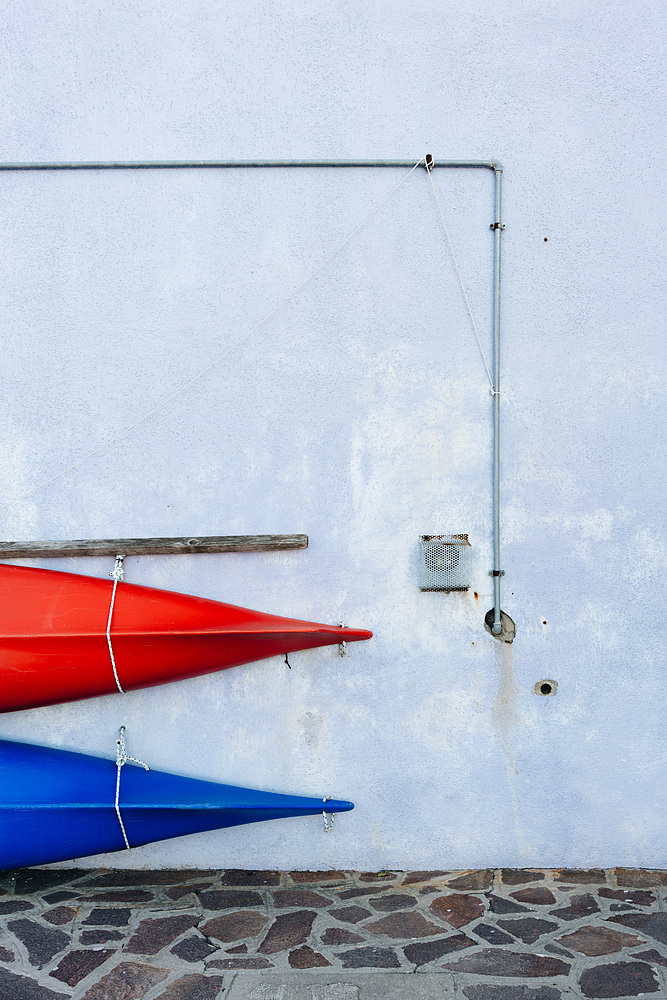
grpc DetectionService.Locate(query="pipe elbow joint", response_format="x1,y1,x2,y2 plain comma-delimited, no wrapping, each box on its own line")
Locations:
492,621,503,635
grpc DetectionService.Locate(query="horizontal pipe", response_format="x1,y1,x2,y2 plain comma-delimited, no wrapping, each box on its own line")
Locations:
0,158,502,172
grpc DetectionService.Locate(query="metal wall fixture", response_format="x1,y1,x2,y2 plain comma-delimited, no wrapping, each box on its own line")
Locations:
0,156,506,638
420,535,472,592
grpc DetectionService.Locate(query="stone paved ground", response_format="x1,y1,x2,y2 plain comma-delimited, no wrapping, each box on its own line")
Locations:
0,868,665,999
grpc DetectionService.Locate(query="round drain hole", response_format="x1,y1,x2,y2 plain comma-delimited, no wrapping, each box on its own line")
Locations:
534,679,557,696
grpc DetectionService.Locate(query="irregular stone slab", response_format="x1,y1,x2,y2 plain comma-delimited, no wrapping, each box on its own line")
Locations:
614,869,667,888
327,905,371,924
430,893,485,927
510,888,556,905
635,949,667,968
366,910,444,939
79,929,124,944
50,949,114,987
219,870,280,886
579,960,659,997
336,886,392,900
272,889,331,908
500,870,545,885
474,922,516,945
289,945,331,968
402,871,450,886
442,950,570,977
550,893,600,920
556,869,605,884
82,906,131,926
0,900,33,914
43,891,78,904
497,917,558,944
154,974,224,1000
558,924,646,956
446,871,493,891
125,914,199,956
80,961,168,999
487,894,531,914
258,910,317,954
0,945,14,962
404,933,475,967
201,910,268,943
335,946,400,968
599,887,656,905
82,890,154,903
289,871,347,883
199,890,263,910
84,870,198,887
321,928,365,944
359,872,397,882
607,912,667,944
7,919,69,969
545,943,573,958
14,870,87,894
208,956,273,969
368,893,417,911
166,883,214,901
170,935,218,962
43,906,77,925
463,988,562,1000
0,968,68,1000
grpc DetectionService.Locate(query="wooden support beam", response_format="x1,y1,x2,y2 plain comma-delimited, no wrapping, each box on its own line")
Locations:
0,535,308,559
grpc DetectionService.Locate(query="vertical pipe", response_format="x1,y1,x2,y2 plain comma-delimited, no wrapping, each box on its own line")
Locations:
492,167,503,635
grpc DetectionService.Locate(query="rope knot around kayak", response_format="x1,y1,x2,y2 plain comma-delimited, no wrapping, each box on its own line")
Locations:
106,554,126,694
115,726,150,850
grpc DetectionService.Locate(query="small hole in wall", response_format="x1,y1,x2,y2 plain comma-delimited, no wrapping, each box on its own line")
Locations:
534,679,557,696
542,620,547,625
473,591,478,600
543,237,548,242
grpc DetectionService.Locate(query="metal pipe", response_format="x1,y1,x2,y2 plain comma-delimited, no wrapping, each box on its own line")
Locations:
492,167,503,634
0,158,502,172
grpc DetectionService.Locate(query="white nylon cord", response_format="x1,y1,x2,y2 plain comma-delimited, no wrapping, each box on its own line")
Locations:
106,555,126,694
426,164,496,393
0,159,424,512
115,726,150,850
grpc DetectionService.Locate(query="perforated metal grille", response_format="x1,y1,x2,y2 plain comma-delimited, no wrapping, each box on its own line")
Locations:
420,535,471,591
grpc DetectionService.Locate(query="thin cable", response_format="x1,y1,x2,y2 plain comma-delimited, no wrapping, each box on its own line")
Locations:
426,166,495,392
0,159,424,512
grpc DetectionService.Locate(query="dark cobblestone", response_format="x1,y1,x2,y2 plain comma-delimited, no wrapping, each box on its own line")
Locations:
599,887,656,905
475,922,516,944
170,935,218,962
49,949,114,987
0,899,33,914
402,870,450,885
219,869,280,886
558,924,645,955
607,912,667,943
7,919,70,969
200,910,268,943
0,968,69,1000
446,870,493,891
635,948,667,968
289,871,346,883
336,885,393,900
125,914,199,956
79,929,124,944
579,960,659,997
43,906,77,925
79,961,168,999
199,889,263,910
225,944,247,953
557,869,606,883
510,887,556,905
258,910,316,954
154,973,224,1000
613,869,667,887
320,927,365,944
442,949,570,977
358,872,397,882
550,893,600,920
487,894,531,914
85,870,198,887
369,892,417,911
272,889,331,908
497,917,558,943
288,945,330,968
43,891,78,904
335,946,400,968
208,956,274,969
366,910,444,939
14,870,86,895
430,893,485,927
404,933,475,967
0,945,14,961
500,870,545,885
165,882,214,900
327,904,371,923
82,889,154,903
82,906,131,926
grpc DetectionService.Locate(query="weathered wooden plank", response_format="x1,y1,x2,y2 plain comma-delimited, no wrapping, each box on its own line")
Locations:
0,534,308,559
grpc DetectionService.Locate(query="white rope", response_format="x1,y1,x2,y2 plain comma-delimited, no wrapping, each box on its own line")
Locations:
115,726,149,850
323,795,335,833
0,159,425,512
106,555,125,694
425,163,496,393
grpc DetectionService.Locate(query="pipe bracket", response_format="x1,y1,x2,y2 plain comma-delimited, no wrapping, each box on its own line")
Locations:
490,222,506,230
489,570,505,577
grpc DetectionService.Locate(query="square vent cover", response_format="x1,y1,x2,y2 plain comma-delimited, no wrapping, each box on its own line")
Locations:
420,534,471,591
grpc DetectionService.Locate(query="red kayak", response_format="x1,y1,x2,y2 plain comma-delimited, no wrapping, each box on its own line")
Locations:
0,564,372,713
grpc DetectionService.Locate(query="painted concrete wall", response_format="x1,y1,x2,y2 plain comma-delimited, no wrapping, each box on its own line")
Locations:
0,0,665,870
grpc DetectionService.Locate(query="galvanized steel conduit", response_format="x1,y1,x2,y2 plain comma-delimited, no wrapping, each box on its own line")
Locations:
0,157,505,635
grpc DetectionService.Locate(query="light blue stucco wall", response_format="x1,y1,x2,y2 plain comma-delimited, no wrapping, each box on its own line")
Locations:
0,0,665,869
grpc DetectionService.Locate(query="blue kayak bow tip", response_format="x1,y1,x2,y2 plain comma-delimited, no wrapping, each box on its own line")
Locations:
325,798,354,813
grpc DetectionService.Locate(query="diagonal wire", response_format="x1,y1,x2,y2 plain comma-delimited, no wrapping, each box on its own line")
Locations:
0,158,424,511
426,164,495,392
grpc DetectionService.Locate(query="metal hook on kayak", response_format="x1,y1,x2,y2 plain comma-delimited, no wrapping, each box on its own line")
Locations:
337,622,347,657
284,653,291,669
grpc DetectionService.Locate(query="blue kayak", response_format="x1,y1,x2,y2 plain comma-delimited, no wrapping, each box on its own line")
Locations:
0,737,353,869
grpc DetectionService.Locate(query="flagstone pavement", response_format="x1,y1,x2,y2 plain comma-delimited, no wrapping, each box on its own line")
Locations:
0,868,665,999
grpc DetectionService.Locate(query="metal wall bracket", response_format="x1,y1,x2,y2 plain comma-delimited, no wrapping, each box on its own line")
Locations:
490,222,506,230
337,622,348,657
489,569,505,577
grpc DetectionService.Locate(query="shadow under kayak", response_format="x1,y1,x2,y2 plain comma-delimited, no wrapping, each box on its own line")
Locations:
0,738,353,870
0,564,372,712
